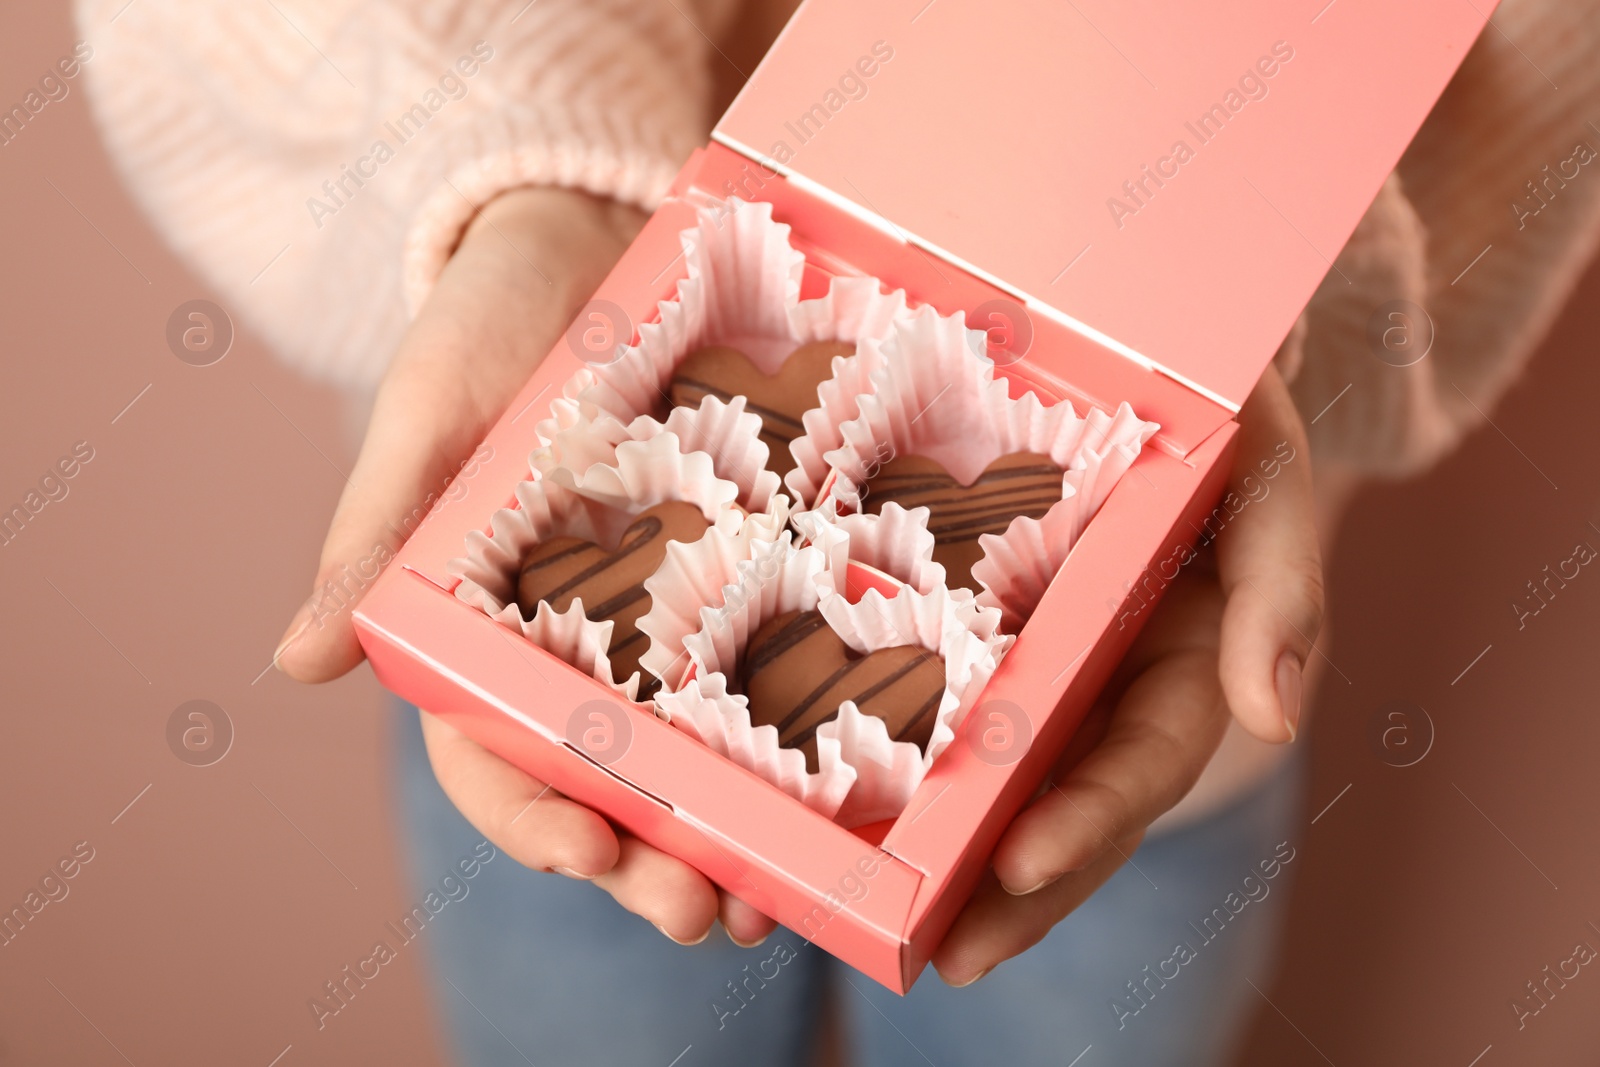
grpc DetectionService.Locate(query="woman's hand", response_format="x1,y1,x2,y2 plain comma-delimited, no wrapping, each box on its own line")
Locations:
273,186,777,948
930,366,1325,986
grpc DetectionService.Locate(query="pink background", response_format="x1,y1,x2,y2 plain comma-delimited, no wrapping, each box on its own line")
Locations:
2,3,1597,1064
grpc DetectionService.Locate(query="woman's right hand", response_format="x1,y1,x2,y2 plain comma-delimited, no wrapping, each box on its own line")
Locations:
274,185,777,949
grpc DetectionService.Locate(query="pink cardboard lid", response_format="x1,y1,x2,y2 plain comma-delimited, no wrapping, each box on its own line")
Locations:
714,0,1492,409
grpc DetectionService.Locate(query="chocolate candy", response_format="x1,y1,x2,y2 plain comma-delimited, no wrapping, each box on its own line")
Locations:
863,451,1062,593
517,501,710,693
740,609,945,773
667,341,850,478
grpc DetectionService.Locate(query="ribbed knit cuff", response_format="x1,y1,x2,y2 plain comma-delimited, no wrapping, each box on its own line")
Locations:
399,113,687,318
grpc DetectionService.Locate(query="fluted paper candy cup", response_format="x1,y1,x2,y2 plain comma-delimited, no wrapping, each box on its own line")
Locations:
549,195,913,478
802,306,1160,631
534,394,788,528
636,529,799,692
448,434,743,701
793,502,947,597
657,542,1010,827
812,583,1010,827
654,542,858,818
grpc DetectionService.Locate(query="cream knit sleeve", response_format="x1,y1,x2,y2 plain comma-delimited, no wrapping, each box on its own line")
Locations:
1280,0,1600,477
73,0,739,390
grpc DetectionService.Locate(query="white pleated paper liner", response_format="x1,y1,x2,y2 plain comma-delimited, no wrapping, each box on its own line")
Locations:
533,395,790,528
793,502,948,597
654,540,1011,826
448,434,746,701
784,297,901,508
548,195,913,479
801,305,1161,632
634,525,796,692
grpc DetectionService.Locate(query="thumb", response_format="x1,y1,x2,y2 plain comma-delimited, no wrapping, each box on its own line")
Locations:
272,361,490,682
273,187,642,683
1215,366,1326,743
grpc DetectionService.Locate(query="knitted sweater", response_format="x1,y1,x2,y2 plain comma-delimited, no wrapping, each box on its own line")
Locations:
73,0,1600,479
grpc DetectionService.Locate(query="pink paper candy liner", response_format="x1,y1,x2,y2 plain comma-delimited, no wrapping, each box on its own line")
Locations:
448,434,744,702
805,305,1160,631
793,501,947,596
784,351,876,507
534,393,788,523
636,525,798,692
550,196,913,477
812,583,1010,827
653,541,856,817
657,541,1010,827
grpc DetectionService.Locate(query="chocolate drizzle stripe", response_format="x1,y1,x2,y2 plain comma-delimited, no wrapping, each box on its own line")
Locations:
758,428,799,451
741,611,830,678
584,583,651,623
605,625,650,654
671,377,807,433
776,658,864,737
849,655,932,707
771,652,928,742
518,539,597,575
530,516,663,606
927,506,1058,540
893,688,945,743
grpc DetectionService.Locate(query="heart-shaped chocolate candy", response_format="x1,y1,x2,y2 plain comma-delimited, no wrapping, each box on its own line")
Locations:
863,451,1062,593
518,501,710,693
667,341,850,478
740,609,945,774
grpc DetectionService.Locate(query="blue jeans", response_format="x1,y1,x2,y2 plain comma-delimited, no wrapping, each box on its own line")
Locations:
395,705,1304,1067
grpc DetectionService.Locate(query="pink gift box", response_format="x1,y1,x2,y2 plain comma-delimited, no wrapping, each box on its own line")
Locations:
354,0,1493,992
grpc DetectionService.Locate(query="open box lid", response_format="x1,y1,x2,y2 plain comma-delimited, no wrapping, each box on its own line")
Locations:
714,0,1493,410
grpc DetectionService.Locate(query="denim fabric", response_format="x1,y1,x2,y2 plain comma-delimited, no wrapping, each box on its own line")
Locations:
394,705,1303,1067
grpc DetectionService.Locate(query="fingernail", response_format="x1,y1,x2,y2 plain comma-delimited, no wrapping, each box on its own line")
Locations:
727,929,769,949
941,966,990,988
655,923,710,946
550,866,595,881
1275,651,1303,742
1003,873,1059,896
273,602,313,670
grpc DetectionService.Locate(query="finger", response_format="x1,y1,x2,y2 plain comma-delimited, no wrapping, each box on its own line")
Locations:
591,837,722,946
1101,561,1224,688
991,649,1228,895
422,713,720,945
1215,365,1325,743
933,834,1139,986
275,189,639,683
420,711,620,878
719,891,778,948
272,368,499,682
274,260,569,681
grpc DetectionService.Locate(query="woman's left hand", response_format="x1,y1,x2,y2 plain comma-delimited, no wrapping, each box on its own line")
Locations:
930,365,1325,986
